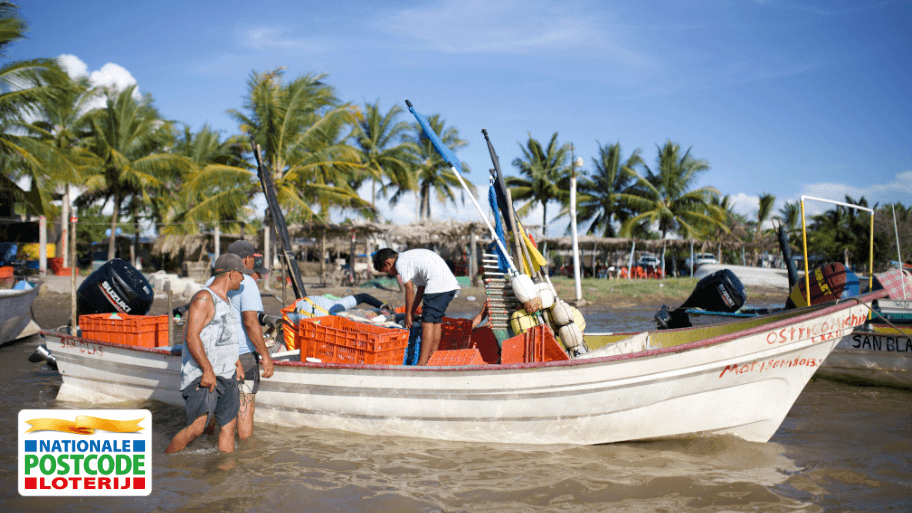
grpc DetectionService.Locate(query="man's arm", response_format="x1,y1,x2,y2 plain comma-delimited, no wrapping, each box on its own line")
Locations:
185,290,217,392
241,311,274,378
403,280,416,329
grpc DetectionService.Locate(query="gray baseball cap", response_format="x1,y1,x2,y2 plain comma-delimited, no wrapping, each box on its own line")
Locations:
214,253,254,275
227,240,256,259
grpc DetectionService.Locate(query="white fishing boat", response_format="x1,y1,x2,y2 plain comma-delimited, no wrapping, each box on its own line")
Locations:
0,280,42,345
816,323,912,388
40,292,879,445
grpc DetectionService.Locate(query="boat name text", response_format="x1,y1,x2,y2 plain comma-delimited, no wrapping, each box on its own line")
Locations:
765,312,867,345
60,338,104,356
846,334,912,352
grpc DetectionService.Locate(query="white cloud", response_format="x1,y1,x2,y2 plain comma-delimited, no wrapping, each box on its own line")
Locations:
381,0,644,64
57,54,88,78
242,27,328,52
58,55,140,98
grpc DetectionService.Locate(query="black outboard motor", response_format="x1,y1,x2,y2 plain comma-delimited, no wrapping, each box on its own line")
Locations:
76,259,154,318
655,269,746,330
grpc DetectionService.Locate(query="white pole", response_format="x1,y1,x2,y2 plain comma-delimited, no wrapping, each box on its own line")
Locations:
627,241,635,280
446,165,517,274
690,240,694,276
214,224,221,261
60,192,69,267
570,155,583,302
39,215,47,277
893,203,906,299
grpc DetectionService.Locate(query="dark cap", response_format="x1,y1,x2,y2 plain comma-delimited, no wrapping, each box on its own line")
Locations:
372,248,398,272
214,253,254,275
227,240,256,259
252,253,270,275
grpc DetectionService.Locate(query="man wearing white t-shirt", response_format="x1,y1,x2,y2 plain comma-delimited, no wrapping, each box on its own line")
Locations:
373,248,460,365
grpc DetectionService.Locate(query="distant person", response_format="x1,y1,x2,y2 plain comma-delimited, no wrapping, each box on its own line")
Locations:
373,248,460,366
166,254,251,454
205,240,273,441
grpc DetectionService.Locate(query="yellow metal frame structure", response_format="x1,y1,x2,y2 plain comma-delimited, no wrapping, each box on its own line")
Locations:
799,195,874,305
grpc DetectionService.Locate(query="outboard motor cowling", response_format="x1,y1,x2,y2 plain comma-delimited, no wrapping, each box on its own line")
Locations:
76,259,154,318
655,269,747,330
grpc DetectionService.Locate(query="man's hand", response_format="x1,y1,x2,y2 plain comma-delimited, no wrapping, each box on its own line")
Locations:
404,312,413,329
260,353,274,378
200,368,217,393
236,359,244,381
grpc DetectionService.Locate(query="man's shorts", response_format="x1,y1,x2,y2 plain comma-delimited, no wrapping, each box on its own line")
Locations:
182,373,239,427
421,290,457,324
238,352,261,395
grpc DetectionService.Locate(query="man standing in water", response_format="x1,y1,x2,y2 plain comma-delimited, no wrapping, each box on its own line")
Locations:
373,248,460,365
166,254,251,453
205,240,274,441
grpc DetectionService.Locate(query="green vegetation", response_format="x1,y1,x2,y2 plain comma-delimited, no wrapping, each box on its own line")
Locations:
0,3,908,272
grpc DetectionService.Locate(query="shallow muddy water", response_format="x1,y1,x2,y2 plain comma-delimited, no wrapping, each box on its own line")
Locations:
1,308,909,512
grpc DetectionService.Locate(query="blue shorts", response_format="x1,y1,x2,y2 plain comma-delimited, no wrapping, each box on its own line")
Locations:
421,290,457,323
182,373,239,427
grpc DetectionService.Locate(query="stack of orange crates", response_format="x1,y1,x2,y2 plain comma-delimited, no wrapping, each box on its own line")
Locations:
0,266,13,279
500,325,569,364
298,316,409,365
79,313,170,348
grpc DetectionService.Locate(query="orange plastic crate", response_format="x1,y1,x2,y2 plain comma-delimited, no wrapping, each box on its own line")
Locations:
438,317,473,351
54,267,71,276
428,348,485,366
0,266,12,279
501,325,569,364
48,257,64,271
79,313,170,348
298,315,409,365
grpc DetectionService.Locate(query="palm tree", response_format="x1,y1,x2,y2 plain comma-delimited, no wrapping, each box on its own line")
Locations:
0,3,69,216
161,124,256,235
753,193,776,242
80,85,190,260
620,140,723,239
351,100,417,216
569,142,648,237
506,132,571,254
228,68,371,223
404,113,470,220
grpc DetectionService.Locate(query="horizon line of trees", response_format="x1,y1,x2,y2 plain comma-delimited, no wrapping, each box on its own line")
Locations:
1,4,908,271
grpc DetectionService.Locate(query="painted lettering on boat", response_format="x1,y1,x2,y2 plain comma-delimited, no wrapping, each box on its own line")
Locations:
719,356,822,378
101,281,131,313
765,312,867,345
847,334,912,352
60,338,104,357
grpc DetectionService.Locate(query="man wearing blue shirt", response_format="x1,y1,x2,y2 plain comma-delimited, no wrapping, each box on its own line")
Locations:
205,240,274,440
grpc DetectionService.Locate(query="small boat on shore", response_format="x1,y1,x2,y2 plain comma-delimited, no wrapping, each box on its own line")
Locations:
40,291,880,445
0,279,42,345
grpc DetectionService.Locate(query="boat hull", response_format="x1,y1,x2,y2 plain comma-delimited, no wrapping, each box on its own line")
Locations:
43,298,874,445
815,328,912,388
0,281,42,345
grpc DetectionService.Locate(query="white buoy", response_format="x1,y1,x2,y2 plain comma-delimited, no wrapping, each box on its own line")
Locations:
551,300,574,326
559,323,584,351
536,282,555,309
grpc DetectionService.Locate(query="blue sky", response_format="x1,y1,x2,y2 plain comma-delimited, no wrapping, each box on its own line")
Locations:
13,0,912,234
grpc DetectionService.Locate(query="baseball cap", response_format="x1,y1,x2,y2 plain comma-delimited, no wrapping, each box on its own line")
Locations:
214,253,254,275
252,253,270,275
227,240,256,259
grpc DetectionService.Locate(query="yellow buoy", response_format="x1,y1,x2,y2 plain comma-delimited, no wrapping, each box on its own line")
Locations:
510,309,537,335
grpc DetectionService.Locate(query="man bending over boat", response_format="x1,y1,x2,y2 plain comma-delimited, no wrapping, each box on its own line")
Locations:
166,254,251,454
204,240,274,441
373,248,460,365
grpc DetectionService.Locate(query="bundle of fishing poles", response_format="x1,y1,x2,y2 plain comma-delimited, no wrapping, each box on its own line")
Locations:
406,100,589,357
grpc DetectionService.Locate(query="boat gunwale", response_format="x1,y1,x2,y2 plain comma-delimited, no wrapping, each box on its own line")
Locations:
41,290,885,372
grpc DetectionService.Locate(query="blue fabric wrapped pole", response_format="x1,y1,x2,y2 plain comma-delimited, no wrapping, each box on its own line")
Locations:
488,186,510,273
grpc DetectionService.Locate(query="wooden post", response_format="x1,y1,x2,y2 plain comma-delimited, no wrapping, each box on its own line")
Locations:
214,224,221,261
263,224,271,292
320,231,327,286
59,192,69,267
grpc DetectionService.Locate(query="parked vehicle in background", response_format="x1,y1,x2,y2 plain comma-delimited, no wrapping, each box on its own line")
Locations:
684,253,719,274
636,254,662,268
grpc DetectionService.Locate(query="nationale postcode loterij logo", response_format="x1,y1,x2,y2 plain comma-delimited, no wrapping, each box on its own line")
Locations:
18,409,152,496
